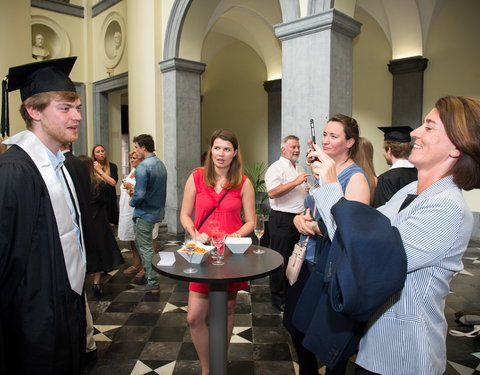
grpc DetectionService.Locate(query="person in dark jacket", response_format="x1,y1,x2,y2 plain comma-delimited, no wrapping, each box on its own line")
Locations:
373,126,417,207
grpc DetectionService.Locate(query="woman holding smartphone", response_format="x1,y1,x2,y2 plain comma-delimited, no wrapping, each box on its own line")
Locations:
285,114,371,375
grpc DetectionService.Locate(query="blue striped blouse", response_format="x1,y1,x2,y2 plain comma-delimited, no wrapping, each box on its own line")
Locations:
312,175,473,375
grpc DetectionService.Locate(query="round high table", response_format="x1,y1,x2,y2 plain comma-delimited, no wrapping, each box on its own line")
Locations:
152,245,283,375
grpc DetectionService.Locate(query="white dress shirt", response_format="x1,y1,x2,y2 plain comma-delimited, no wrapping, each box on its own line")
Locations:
4,131,86,295
265,156,308,214
390,159,415,170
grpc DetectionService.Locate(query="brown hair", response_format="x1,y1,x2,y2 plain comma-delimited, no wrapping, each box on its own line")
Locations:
355,137,377,205
203,129,243,189
78,155,104,197
435,96,480,190
91,144,111,177
20,91,80,128
328,114,359,159
383,140,413,159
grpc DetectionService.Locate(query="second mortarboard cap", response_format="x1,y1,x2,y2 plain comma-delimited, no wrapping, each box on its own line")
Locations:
378,126,413,143
1,56,77,137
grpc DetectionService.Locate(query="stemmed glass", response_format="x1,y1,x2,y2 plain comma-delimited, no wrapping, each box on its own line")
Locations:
211,230,227,266
183,232,198,274
253,214,265,254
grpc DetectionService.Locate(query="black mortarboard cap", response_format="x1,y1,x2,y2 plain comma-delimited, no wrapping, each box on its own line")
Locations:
1,56,77,138
378,126,413,143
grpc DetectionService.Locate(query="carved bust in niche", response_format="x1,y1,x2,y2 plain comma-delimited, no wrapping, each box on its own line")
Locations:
32,33,50,61
113,31,122,57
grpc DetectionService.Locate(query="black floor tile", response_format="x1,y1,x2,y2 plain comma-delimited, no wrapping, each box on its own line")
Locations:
85,237,480,375
149,326,187,342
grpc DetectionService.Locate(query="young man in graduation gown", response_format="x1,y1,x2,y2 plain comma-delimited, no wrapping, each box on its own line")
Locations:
373,126,418,207
0,57,87,374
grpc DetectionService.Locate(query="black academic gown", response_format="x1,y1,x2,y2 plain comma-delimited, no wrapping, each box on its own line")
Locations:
0,145,85,375
106,162,119,224
64,151,99,271
373,167,418,207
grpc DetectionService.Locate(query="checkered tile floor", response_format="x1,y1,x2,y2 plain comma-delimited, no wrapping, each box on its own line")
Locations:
84,237,480,375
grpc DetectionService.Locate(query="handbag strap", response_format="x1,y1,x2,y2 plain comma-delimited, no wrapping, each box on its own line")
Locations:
197,188,229,231
300,204,317,247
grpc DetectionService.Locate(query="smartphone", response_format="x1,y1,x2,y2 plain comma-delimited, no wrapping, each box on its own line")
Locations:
310,118,316,144
309,118,319,162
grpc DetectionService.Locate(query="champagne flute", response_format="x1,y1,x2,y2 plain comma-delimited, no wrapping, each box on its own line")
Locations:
253,214,265,254
211,230,226,265
183,232,198,274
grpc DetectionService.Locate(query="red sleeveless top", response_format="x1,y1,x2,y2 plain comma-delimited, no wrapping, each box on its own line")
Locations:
190,168,248,293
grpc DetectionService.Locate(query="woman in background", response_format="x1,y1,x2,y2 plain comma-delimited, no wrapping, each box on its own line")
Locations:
118,151,144,277
180,129,256,375
92,144,119,225
79,155,123,298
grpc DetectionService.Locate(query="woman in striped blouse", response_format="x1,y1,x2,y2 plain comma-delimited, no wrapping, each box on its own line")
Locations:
308,96,480,375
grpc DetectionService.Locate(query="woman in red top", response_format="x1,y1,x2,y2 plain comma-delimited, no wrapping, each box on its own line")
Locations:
180,129,256,375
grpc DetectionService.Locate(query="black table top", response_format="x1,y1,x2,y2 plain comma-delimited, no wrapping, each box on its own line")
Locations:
152,245,283,284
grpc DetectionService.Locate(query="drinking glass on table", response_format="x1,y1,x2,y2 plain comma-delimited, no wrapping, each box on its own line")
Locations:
183,232,198,274
211,230,227,266
253,214,265,254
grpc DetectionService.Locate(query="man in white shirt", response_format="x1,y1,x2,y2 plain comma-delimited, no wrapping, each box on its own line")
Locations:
373,126,418,207
265,135,310,311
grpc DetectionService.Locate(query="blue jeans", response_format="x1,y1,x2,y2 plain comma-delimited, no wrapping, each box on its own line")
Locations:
134,218,159,286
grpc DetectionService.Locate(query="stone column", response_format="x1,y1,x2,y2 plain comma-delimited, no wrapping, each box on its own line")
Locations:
159,58,206,235
388,56,428,127
274,9,361,144
263,79,281,164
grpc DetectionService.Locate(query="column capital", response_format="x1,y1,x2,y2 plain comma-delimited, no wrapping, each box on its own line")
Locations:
388,56,429,75
275,9,361,41
263,79,281,93
159,58,206,74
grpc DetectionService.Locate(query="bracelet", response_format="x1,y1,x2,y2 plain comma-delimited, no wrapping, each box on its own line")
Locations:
234,231,241,238
311,221,317,233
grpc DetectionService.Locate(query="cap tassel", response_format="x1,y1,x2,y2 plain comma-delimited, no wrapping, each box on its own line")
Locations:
1,76,9,138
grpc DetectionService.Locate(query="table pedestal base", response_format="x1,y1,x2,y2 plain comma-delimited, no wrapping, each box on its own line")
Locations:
209,283,228,375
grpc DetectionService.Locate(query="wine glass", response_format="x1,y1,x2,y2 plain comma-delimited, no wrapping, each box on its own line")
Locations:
183,232,198,274
211,230,227,266
253,214,265,254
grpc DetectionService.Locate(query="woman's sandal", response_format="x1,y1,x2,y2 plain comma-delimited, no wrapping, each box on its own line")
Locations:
93,284,103,298
123,265,141,274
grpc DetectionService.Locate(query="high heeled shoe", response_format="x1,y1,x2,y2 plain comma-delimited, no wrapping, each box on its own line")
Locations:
93,284,103,298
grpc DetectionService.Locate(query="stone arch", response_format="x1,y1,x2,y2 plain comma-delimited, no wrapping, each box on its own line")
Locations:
163,0,296,61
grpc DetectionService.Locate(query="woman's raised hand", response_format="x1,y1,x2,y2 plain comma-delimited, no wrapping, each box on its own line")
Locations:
308,143,337,185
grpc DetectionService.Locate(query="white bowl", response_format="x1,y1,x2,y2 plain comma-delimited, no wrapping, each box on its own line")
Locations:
177,242,214,264
225,237,252,254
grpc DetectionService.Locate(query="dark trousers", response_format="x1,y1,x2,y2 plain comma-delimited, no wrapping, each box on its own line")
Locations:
284,261,349,375
284,262,319,375
268,210,300,306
